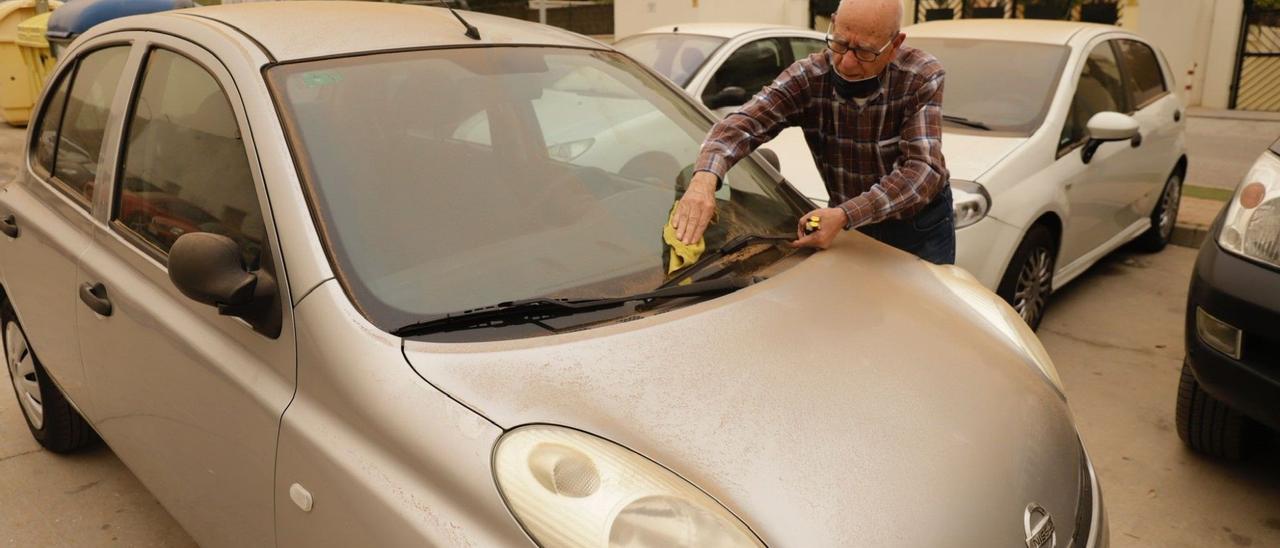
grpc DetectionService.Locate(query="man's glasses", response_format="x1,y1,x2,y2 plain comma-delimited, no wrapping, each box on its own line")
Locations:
825,22,896,62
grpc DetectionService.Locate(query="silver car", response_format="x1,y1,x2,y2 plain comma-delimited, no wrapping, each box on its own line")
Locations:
1,2,1105,546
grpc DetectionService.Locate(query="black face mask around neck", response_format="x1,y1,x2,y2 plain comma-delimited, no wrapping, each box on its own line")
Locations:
830,69,881,101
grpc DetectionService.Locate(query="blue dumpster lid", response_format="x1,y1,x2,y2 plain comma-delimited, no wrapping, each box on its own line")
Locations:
47,0,195,40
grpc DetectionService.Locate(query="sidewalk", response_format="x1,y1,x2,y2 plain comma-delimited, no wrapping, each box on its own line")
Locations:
1171,194,1225,249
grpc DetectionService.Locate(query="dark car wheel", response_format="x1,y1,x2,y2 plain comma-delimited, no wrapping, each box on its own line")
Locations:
997,225,1056,331
1133,172,1182,252
3,298,96,453
1176,362,1247,459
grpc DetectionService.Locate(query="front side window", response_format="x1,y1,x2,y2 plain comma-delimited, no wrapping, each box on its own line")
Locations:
1115,39,1166,109
115,49,266,268
1060,41,1129,151
46,46,130,203
702,38,788,105
270,47,807,337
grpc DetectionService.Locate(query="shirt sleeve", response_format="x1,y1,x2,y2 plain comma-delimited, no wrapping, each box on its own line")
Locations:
838,69,947,228
693,61,814,182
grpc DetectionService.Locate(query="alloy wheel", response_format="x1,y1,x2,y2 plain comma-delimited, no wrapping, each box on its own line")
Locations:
1158,176,1182,241
1013,247,1053,326
5,321,43,430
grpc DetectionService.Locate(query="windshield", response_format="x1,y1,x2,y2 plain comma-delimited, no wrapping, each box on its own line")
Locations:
614,33,727,87
269,47,806,335
907,38,1069,134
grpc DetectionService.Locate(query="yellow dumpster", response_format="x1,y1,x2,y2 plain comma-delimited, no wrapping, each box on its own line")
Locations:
0,0,61,126
17,10,56,110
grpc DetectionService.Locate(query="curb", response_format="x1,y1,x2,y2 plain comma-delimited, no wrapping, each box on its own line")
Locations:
1171,224,1210,249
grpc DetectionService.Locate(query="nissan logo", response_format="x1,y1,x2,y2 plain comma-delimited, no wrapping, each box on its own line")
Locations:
1025,502,1057,548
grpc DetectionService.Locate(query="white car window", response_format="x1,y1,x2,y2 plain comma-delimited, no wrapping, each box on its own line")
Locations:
1060,41,1130,151
1115,39,1167,109
115,48,267,268
702,38,788,105
613,33,726,88
789,37,826,61
44,46,130,207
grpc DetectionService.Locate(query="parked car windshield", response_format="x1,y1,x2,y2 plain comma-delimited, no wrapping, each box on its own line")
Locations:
907,38,1069,134
614,33,727,87
269,46,806,336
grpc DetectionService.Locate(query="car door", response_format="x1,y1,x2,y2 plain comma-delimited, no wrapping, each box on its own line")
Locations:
74,35,295,547
1114,38,1181,217
699,35,829,203
0,44,131,411
1055,38,1146,267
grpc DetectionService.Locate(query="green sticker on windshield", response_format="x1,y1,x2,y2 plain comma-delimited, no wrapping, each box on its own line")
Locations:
301,72,342,88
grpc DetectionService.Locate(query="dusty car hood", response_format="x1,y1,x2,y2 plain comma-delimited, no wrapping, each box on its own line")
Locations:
404,235,1082,546
943,130,1027,182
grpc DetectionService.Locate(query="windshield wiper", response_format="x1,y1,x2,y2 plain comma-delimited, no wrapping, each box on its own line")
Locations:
942,114,991,131
392,276,756,338
659,233,794,289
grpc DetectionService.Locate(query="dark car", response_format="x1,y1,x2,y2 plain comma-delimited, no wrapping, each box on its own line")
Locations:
1177,137,1280,459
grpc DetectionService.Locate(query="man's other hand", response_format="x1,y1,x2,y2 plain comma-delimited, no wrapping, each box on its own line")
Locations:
790,208,847,250
674,171,718,244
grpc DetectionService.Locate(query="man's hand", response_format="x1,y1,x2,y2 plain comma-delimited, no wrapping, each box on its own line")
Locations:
790,208,848,250
674,171,718,244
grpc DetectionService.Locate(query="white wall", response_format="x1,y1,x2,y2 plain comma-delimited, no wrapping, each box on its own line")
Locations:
614,0,812,38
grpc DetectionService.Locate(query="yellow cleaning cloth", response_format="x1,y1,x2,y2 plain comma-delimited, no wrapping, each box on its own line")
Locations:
663,206,706,274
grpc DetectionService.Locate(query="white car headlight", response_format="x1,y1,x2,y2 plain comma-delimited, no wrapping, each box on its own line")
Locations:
1219,150,1280,269
494,424,763,548
951,180,991,229
928,264,1066,395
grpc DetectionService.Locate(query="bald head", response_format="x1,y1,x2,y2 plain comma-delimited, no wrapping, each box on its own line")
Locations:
834,0,903,44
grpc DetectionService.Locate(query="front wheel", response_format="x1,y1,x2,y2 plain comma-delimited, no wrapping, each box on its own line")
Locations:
1176,362,1248,459
3,299,96,453
1133,172,1182,252
997,225,1056,331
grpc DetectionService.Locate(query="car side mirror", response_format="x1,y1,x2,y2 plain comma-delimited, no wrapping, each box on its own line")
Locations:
757,148,781,172
1082,111,1140,164
703,86,749,110
169,232,279,337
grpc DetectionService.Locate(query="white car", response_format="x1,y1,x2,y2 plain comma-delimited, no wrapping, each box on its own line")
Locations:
619,20,1188,329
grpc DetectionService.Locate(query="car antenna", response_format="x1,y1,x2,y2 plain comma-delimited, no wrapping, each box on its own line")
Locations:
448,8,481,40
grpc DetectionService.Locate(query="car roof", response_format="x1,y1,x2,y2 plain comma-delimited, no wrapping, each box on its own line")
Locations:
630,22,822,39
94,1,604,62
905,19,1128,45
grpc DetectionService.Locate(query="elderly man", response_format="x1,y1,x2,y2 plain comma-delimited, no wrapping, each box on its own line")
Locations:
673,0,953,264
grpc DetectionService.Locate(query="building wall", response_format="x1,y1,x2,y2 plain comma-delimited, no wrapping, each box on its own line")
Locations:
614,0,812,38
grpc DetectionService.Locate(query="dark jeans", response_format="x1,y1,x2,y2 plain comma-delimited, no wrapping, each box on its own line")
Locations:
855,186,956,265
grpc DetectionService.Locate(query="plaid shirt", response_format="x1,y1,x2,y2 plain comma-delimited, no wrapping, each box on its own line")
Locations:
695,46,949,228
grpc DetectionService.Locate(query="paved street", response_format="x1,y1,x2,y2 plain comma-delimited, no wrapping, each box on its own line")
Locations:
2,118,1279,547
1185,109,1280,191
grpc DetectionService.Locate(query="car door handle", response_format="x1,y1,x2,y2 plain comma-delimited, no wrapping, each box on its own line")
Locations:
1130,133,1143,148
1174,109,1182,122
0,215,17,238
78,282,112,317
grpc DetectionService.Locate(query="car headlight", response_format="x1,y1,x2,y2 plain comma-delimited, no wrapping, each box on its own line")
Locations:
547,138,595,162
928,264,1066,396
493,424,763,548
1219,151,1280,269
951,180,991,229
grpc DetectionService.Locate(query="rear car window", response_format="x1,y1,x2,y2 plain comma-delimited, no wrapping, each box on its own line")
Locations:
39,46,130,205
1115,39,1166,108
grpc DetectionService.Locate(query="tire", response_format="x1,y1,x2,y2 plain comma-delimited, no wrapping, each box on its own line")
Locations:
2,298,96,453
997,225,1056,331
1133,172,1182,252
1176,362,1247,459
